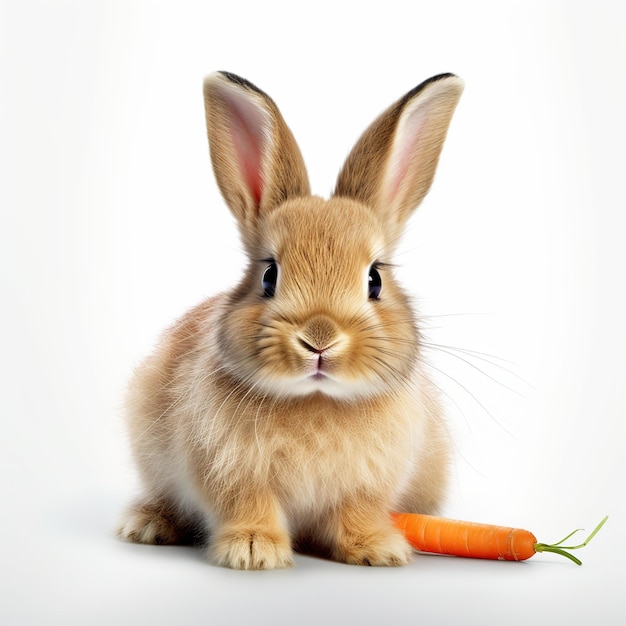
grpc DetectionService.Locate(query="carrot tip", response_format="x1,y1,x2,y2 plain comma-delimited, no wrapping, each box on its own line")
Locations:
534,515,608,566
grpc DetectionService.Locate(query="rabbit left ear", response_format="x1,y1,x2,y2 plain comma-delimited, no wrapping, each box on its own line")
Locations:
203,72,310,233
334,74,463,244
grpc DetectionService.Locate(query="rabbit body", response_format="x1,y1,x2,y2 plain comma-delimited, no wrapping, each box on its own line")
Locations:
119,72,463,569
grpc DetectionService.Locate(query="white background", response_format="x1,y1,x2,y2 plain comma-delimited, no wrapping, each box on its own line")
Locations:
1,1,625,624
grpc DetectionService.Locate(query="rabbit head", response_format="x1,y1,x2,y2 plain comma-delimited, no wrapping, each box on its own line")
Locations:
203,71,463,401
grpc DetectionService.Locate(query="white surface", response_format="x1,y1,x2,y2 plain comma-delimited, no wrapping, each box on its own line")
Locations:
1,1,624,624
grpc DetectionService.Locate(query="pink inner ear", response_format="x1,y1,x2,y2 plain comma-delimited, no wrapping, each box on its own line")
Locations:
385,105,428,204
224,91,268,207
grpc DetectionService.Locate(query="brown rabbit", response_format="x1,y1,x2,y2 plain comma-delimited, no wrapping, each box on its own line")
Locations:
118,71,463,569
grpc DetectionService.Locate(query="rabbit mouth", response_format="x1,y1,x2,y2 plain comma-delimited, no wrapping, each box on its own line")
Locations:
268,366,381,400
310,352,329,380
306,359,333,383
288,376,361,399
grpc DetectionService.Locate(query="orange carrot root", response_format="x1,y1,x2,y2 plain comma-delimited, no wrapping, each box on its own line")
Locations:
391,512,608,565
391,512,536,561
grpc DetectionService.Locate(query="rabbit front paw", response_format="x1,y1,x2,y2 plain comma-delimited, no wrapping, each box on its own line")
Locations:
211,526,294,570
334,528,413,567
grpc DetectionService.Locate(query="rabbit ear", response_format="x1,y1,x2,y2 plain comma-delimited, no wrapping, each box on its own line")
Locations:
334,74,463,243
203,72,310,231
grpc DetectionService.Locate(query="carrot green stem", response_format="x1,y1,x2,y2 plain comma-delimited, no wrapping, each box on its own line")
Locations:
534,516,608,566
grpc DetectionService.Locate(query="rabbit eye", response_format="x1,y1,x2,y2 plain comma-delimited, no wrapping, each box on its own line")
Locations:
368,265,382,299
262,262,278,297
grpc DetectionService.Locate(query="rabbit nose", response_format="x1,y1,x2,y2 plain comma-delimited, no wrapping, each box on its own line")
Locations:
298,316,342,354
298,338,324,354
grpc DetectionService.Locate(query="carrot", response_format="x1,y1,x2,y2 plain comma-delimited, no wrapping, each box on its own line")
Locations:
391,512,608,565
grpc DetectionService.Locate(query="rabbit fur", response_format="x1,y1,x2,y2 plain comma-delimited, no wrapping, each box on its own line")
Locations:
118,71,464,569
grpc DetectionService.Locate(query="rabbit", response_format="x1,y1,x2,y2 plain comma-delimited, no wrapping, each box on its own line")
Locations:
118,71,464,569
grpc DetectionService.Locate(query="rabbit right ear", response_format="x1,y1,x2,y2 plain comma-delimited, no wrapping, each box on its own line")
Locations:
203,72,310,232
334,74,463,246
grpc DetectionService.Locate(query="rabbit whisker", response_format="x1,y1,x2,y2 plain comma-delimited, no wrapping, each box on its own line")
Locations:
422,343,528,398
423,359,515,438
